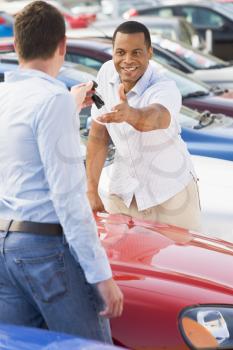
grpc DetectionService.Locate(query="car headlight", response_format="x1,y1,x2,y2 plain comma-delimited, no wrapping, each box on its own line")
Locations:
179,306,233,349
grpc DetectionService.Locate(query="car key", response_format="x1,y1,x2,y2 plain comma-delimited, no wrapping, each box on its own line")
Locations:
92,80,105,109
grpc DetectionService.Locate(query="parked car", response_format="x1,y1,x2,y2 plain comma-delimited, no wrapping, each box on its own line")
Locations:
0,324,122,350
0,0,94,28
151,35,233,90
0,11,13,38
2,52,233,163
2,41,233,119
66,37,233,118
124,0,233,60
3,35,233,89
97,210,233,348
100,0,159,17
86,15,201,48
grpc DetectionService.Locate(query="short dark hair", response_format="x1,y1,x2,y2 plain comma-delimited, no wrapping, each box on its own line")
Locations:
14,1,65,60
112,21,151,48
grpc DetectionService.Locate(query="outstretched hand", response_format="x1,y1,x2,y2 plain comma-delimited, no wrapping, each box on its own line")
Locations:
96,84,133,124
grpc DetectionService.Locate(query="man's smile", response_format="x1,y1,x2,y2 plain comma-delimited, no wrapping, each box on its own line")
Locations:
121,66,138,72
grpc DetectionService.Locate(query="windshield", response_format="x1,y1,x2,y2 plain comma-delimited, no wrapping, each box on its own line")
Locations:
151,58,209,97
151,36,228,69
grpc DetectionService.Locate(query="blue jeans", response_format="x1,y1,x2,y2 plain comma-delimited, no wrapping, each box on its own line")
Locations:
0,230,112,343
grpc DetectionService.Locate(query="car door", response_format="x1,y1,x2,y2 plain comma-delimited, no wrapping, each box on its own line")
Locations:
174,5,233,60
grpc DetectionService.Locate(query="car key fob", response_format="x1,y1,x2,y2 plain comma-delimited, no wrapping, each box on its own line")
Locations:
92,80,105,109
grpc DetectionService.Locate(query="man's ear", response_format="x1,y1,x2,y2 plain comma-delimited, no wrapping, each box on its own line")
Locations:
148,46,153,59
58,36,66,56
13,39,18,54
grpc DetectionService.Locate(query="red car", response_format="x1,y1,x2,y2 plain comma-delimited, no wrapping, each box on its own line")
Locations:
98,212,233,349
0,1,95,29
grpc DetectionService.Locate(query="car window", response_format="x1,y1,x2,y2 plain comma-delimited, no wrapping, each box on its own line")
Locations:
0,73,4,82
180,6,224,28
65,53,102,71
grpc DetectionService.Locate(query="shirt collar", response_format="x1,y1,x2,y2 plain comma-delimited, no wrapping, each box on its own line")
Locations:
5,68,66,88
109,61,155,96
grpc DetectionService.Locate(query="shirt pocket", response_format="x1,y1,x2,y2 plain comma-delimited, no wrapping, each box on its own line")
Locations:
15,251,67,303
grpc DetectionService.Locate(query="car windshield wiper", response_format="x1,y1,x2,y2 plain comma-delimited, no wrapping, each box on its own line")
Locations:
183,90,209,98
194,111,216,129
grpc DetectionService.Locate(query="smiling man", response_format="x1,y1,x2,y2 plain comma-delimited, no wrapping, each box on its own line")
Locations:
86,21,201,231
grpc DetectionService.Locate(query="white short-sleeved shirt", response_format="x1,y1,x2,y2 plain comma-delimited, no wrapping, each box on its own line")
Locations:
91,60,196,211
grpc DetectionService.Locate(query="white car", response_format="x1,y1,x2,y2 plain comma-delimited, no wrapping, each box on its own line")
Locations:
151,35,233,90
99,155,233,243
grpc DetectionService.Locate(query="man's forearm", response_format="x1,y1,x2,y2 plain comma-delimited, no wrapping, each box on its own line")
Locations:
127,103,171,132
86,122,109,193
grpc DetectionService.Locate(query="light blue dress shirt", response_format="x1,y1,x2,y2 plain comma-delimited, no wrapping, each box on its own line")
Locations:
0,68,112,284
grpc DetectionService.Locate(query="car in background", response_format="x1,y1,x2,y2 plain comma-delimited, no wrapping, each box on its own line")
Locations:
0,324,121,350
2,39,233,118
0,0,95,28
100,0,159,17
124,0,233,60
70,0,101,16
152,59,233,118
0,11,13,37
151,35,233,90
86,15,201,48
66,37,233,118
2,50,233,161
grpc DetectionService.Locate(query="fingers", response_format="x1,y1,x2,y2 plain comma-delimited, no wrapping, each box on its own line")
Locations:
85,80,94,92
97,279,124,319
97,111,118,123
99,293,123,318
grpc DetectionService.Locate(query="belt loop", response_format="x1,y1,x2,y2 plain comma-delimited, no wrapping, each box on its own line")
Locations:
0,220,13,255
5,220,13,234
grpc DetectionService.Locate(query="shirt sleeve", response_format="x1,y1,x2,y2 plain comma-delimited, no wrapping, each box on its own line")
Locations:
146,80,182,129
34,92,112,284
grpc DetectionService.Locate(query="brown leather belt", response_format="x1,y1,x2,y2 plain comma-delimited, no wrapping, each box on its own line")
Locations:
0,219,63,235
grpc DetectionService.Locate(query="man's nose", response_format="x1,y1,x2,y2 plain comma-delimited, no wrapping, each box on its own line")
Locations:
124,53,133,63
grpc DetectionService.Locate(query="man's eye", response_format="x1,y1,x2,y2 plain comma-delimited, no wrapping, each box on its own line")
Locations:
117,51,124,56
134,51,141,56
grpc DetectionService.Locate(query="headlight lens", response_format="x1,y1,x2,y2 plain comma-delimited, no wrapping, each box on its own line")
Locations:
179,306,233,349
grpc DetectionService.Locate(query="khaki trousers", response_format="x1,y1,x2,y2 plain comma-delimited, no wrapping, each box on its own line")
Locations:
105,179,202,232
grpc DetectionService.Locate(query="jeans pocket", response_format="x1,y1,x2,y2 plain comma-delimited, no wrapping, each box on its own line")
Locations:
15,252,67,303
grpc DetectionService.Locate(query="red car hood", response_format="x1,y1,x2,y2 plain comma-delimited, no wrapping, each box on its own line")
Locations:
96,213,233,294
